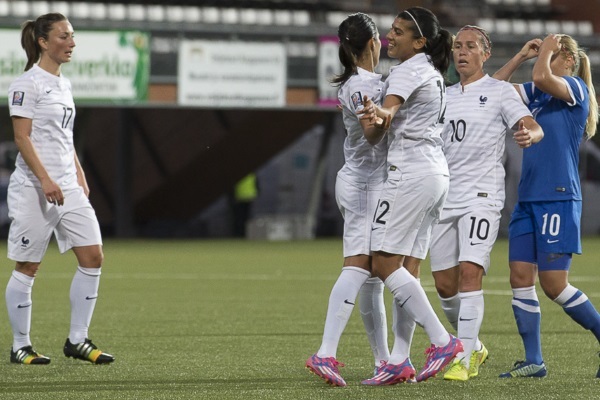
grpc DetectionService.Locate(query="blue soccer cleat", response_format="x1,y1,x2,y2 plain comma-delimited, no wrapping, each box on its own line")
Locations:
499,360,547,378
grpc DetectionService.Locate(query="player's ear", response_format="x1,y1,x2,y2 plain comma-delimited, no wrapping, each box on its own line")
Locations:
38,36,48,51
367,38,375,53
413,36,426,51
482,50,491,63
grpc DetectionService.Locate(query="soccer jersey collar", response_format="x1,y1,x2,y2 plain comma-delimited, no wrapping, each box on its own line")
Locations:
32,64,64,82
459,74,490,93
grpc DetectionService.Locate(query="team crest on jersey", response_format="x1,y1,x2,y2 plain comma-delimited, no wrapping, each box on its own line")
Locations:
12,91,24,106
351,91,363,110
479,95,488,107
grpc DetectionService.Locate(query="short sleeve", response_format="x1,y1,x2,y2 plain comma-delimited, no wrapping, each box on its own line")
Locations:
340,74,383,113
501,81,532,129
8,77,37,119
563,76,587,107
517,82,534,107
385,64,419,103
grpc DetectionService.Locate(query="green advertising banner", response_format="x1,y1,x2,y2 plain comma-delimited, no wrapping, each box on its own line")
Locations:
0,29,150,102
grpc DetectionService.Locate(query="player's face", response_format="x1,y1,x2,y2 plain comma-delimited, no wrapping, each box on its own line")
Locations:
452,30,489,83
550,49,574,77
386,17,423,62
40,20,76,66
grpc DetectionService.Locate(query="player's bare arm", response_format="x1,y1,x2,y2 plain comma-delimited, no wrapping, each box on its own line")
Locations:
532,34,575,103
492,38,542,82
74,152,90,197
12,116,64,206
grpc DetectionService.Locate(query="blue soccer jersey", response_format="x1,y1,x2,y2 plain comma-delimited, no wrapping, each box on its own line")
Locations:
517,76,589,201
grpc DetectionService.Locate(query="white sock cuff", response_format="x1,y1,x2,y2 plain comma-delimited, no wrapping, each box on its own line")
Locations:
438,292,459,302
11,270,34,287
365,276,383,285
342,266,371,278
512,286,537,300
459,290,484,300
384,267,415,293
553,284,578,305
77,266,102,277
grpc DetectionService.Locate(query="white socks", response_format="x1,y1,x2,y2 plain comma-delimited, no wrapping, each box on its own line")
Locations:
6,271,34,351
358,277,390,366
317,267,370,358
389,281,417,364
69,266,101,344
439,293,460,332
455,290,484,367
385,267,449,347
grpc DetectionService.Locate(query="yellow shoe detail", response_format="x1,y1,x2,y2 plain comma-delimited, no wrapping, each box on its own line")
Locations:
444,358,469,381
469,343,489,378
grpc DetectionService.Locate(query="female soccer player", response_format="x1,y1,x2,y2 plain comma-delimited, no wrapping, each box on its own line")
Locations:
305,12,390,387
359,7,463,384
6,13,114,365
493,34,600,378
429,25,543,382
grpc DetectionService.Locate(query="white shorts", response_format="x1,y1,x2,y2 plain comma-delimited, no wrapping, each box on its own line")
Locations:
7,180,103,263
429,205,501,273
335,174,383,258
371,174,448,259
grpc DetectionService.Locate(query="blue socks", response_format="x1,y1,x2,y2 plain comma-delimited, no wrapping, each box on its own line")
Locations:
554,285,600,343
512,284,600,366
511,287,543,365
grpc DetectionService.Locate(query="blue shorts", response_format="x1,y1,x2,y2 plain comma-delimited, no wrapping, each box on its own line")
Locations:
508,200,581,270
509,200,582,255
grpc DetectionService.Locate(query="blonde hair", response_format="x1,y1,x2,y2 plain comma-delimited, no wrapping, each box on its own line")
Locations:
559,35,598,139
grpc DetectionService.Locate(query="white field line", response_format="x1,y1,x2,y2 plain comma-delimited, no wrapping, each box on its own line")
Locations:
37,272,600,297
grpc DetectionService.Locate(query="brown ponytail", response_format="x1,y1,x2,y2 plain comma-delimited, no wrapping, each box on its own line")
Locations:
20,13,67,71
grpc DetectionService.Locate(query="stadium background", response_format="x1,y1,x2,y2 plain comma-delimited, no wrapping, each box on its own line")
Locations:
0,0,598,240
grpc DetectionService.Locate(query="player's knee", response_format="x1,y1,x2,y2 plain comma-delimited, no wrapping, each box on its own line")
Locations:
434,279,457,298
79,250,104,268
508,262,536,288
539,278,566,300
15,262,41,277
458,266,483,291
540,284,562,300
91,251,104,267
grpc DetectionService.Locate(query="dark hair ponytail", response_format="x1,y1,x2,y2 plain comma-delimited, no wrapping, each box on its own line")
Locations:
398,7,452,74
21,13,67,71
331,12,378,86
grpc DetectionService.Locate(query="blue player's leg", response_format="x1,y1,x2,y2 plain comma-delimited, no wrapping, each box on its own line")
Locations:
500,231,546,378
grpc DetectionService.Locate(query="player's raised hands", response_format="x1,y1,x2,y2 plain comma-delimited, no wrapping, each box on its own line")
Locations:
538,34,563,56
517,38,543,60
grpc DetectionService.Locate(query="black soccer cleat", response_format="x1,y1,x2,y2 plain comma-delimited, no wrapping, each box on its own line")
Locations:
10,346,51,365
64,338,115,364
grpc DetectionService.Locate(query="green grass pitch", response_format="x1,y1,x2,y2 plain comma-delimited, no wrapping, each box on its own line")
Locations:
0,237,598,399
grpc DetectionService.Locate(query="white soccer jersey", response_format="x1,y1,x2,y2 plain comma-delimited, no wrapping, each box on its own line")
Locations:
383,53,448,180
8,64,78,190
442,75,532,208
337,67,387,184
